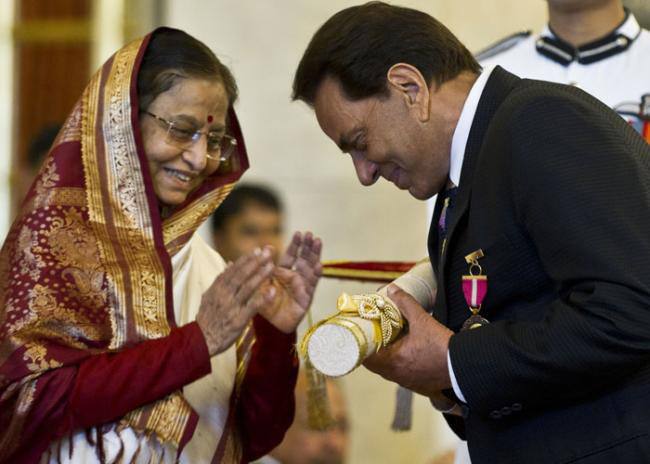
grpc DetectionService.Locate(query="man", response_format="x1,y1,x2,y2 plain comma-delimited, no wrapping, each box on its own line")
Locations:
211,184,284,263
264,371,349,464
478,0,650,127
459,3,649,460
211,185,350,464
292,2,650,463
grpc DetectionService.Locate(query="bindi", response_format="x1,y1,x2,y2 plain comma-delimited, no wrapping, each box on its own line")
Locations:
207,115,213,123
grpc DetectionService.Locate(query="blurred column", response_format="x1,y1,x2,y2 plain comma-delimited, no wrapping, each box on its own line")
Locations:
0,0,14,239
11,0,92,217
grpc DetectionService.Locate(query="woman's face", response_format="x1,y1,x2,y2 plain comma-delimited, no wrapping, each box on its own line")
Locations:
140,77,229,207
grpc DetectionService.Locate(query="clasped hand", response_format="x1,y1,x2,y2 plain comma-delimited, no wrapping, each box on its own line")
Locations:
197,232,322,356
363,285,454,397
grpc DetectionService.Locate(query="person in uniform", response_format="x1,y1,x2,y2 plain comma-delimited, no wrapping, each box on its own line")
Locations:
478,0,650,133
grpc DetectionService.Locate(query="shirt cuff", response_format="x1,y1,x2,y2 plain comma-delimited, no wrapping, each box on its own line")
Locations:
447,349,467,404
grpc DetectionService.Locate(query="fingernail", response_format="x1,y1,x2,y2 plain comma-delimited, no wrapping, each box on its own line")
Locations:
262,248,271,259
253,247,262,256
267,286,276,298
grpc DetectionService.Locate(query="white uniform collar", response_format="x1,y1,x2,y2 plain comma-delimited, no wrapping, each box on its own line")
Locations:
537,11,641,65
448,66,496,188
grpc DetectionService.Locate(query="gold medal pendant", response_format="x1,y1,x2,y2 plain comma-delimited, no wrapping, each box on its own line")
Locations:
461,311,490,331
461,249,490,331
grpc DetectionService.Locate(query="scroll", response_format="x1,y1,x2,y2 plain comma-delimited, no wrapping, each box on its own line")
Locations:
301,259,436,377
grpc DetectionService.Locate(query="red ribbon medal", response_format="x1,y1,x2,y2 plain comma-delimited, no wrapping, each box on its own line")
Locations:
461,249,490,331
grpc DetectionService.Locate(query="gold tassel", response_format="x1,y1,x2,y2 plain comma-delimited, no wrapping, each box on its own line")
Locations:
390,385,414,431
305,311,335,431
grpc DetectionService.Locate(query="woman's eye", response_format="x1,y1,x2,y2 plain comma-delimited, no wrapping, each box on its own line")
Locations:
206,133,223,149
169,126,195,141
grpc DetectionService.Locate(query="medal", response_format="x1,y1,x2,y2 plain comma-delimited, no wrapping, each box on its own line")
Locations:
461,249,489,331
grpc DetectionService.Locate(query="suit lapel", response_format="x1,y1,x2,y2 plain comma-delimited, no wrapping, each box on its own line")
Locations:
432,67,520,325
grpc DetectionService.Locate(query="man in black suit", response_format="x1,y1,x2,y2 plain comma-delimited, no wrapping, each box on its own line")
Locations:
292,2,650,463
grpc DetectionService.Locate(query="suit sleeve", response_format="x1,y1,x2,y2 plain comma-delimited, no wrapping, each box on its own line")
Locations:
239,316,299,463
448,92,650,418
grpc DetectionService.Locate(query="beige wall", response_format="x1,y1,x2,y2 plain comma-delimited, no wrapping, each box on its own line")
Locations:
166,1,546,463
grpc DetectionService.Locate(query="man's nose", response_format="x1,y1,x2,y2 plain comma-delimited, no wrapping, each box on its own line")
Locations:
351,153,379,186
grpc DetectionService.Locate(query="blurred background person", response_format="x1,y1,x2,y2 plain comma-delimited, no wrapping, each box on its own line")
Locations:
478,0,650,130
260,370,349,464
13,123,61,210
210,184,349,464
211,184,284,264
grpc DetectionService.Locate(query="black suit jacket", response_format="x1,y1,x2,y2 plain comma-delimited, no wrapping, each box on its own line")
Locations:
429,67,650,463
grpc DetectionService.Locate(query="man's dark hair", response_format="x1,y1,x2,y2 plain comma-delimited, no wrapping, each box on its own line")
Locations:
211,184,283,232
138,28,238,111
292,1,480,106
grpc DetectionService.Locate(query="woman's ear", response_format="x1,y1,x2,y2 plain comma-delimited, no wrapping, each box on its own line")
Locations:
386,63,431,122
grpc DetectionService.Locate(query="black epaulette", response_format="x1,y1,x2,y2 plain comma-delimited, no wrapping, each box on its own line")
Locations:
474,31,531,61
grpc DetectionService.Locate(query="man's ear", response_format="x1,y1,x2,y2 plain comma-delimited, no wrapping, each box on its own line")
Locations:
386,63,430,122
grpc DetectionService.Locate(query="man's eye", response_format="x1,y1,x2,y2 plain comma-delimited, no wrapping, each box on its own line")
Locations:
240,225,260,237
355,136,367,152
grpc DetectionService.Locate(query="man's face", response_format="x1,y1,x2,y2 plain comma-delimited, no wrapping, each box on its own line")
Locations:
313,76,450,200
213,202,283,263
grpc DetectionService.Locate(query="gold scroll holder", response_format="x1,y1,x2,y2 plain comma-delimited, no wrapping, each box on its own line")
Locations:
299,292,404,368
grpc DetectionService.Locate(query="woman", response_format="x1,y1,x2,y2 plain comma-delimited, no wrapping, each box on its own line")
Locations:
0,28,322,463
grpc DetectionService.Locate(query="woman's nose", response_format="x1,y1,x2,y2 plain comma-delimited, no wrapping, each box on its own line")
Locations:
182,135,209,172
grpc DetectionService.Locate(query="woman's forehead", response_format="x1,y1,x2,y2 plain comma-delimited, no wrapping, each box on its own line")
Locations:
152,78,228,117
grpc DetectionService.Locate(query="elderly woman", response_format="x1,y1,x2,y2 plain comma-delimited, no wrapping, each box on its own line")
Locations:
0,28,322,464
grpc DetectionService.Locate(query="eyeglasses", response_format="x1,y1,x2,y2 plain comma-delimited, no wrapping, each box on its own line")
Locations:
144,111,237,162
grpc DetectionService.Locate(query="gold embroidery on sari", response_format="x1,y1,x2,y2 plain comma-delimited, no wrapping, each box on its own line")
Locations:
23,342,62,372
102,39,168,340
83,66,130,350
163,184,235,254
29,157,61,211
122,392,194,447
54,98,83,145
47,208,105,306
18,226,46,281
0,381,36,461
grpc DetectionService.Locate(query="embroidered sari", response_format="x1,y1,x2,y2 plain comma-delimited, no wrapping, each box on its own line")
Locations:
0,29,297,464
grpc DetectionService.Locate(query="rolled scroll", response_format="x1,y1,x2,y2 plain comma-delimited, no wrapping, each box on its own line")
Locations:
301,259,436,377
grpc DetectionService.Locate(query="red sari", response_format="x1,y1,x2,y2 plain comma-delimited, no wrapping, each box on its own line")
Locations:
0,29,297,463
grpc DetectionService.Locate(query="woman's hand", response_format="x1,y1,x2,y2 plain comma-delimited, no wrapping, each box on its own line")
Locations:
258,231,323,333
197,248,275,356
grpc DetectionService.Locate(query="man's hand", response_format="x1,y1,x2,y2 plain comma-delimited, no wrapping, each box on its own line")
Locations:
257,232,323,333
363,285,454,397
